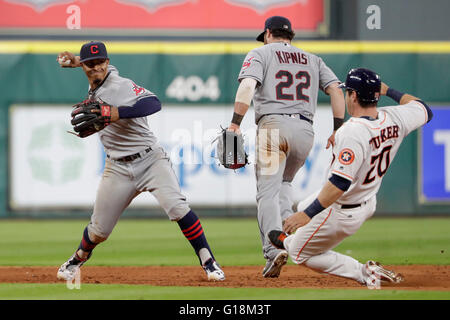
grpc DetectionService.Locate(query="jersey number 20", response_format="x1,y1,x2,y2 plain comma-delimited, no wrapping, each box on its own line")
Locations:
363,145,393,184
275,70,310,101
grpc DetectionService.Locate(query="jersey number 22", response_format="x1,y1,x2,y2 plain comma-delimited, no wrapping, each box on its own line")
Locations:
275,70,310,102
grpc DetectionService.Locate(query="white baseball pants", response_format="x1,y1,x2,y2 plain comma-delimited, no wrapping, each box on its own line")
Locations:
284,190,377,283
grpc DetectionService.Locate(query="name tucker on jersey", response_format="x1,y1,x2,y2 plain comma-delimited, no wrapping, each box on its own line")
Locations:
275,51,308,65
369,125,399,148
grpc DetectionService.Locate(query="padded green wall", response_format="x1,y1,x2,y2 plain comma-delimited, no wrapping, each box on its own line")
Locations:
0,51,449,217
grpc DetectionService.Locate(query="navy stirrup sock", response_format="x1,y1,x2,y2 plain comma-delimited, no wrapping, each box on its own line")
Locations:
77,227,98,257
177,210,215,264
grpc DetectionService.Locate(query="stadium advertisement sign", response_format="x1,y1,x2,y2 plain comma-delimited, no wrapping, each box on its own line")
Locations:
0,0,327,35
419,107,450,203
9,104,334,210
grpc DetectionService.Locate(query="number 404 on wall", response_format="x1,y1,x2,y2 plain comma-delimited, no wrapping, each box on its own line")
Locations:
166,76,221,102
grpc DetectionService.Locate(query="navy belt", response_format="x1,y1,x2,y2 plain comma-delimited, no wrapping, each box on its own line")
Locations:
339,201,367,209
268,113,313,125
107,147,152,162
340,204,361,209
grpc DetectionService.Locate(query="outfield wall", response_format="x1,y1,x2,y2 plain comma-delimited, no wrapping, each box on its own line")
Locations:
0,41,449,217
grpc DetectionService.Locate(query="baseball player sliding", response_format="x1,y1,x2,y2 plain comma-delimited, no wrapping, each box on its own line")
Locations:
228,16,345,278
56,41,225,282
269,68,433,287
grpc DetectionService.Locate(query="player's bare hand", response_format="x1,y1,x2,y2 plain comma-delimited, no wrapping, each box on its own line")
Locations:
380,82,389,96
326,132,336,149
227,123,241,135
57,51,81,68
283,211,311,234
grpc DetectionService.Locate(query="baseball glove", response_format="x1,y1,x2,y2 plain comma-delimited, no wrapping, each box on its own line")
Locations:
70,99,112,138
215,127,249,170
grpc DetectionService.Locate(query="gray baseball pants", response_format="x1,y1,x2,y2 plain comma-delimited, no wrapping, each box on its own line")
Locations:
87,145,190,238
255,114,314,261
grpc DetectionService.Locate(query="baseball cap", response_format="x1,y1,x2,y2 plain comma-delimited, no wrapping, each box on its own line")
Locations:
256,16,293,42
80,41,108,63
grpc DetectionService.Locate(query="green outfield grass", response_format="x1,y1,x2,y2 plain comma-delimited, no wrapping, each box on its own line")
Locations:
0,217,449,300
0,283,449,300
0,217,448,266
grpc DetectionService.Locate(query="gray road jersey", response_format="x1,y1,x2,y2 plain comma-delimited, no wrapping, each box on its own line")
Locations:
88,65,158,158
238,42,339,124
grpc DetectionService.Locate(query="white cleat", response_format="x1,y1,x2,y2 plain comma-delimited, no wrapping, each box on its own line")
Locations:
202,258,226,281
262,250,288,278
364,260,404,286
56,252,89,281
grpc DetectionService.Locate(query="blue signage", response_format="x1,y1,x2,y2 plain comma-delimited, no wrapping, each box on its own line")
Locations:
420,107,450,202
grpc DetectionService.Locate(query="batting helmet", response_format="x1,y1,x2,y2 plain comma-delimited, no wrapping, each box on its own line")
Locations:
338,68,381,103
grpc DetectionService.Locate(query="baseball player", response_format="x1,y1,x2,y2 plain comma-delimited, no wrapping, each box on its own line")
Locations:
269,68,433,287
56,41,225,282
227,16,345,278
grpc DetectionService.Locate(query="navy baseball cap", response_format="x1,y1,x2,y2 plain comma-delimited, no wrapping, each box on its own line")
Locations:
256,16,293,42
80,41,108,63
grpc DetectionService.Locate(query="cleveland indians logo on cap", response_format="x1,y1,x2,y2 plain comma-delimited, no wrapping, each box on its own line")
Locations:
338,148,355,165
90,45,99,54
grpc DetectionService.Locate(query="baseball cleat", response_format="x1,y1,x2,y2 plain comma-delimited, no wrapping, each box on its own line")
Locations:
262,250,288,278
364,260,404,284
202,258,225,281
268,230,288,250
56,252,91,281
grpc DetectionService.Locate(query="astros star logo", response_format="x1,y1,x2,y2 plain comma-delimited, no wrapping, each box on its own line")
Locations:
338,148,355,165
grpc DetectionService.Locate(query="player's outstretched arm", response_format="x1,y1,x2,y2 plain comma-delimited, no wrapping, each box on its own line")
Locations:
228,103,247,134
325,82,346,148
283,180,346,234
56,51,81,68
326,82,346,120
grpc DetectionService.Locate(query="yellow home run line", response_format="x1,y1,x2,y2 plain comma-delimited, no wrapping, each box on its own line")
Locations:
0,41,450,54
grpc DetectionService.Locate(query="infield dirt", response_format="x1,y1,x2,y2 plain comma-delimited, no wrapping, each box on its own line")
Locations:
0,265,449,290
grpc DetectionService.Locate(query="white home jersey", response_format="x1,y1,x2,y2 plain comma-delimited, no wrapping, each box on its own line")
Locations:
330,100,429,204
238,42,339,124
88,65,158,158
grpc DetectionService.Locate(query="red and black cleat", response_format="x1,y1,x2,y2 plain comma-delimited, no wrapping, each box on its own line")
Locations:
268,230,288,250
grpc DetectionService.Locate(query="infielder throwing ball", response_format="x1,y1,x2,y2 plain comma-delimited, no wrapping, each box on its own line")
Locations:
56,41,225,282
228,16,345,278
269,68,433,288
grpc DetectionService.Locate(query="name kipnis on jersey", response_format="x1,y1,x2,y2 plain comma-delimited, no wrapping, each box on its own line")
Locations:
275,51,308,65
